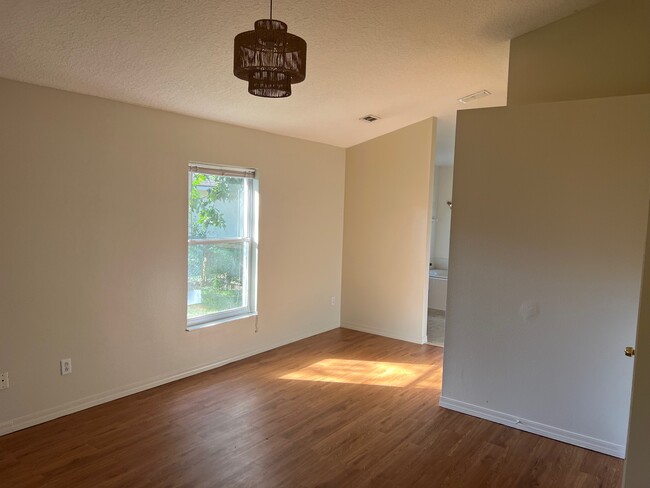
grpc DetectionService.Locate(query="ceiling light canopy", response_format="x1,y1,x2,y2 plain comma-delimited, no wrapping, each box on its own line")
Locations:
233,1,307,98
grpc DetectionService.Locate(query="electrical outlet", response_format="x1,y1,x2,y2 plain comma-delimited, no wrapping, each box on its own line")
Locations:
0,372,8,390
60,358,72,376
330,296,336,306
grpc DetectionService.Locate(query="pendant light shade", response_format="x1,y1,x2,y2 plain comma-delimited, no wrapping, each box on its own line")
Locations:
233,6,306,98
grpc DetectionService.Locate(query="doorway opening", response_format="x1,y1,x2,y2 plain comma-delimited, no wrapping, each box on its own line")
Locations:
427,165,453,347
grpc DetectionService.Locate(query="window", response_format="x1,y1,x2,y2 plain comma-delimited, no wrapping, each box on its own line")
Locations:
187,163,258,329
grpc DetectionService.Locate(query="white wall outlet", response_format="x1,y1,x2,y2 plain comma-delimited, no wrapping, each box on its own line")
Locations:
60,358,72,376
0,372,8,390
330,296,336,306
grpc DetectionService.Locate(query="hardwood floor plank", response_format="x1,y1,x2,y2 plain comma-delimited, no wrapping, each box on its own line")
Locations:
0,329,623,487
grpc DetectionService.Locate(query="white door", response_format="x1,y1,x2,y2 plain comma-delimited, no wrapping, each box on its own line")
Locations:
623,199,650,487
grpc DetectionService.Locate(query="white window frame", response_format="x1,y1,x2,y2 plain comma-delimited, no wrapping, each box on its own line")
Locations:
186,162,258,331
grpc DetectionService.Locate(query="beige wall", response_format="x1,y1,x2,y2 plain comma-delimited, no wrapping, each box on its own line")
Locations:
508,0,650,105
341,119,436,344
442,94,650,456
624,201,650,486
0,78,345,432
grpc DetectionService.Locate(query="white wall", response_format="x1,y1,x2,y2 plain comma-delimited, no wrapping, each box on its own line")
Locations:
431,165,453,270
508,0,650,105
0,78,346,432
341,119,436,344
441,94,650,457
430,167,439,266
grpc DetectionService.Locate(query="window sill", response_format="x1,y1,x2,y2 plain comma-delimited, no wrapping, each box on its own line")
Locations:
186,312,257,332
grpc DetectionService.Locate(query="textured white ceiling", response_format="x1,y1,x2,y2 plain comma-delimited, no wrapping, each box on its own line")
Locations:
0,0,601,164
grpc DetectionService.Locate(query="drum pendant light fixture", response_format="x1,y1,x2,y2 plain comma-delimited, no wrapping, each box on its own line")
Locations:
233,0,307,98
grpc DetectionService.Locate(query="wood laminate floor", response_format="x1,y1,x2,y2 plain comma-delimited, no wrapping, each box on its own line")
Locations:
0,329,623,487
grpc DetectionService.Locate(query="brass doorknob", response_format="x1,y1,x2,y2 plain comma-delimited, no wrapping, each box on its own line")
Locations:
625,347,636,357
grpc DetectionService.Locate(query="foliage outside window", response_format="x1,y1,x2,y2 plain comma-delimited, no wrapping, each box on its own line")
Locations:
187,164,257,329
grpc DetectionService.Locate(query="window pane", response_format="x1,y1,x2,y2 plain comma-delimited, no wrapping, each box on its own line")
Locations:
189,173,247,240
187,241,247,319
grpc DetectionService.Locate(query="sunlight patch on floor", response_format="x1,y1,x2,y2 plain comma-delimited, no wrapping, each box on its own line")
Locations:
279,359,440,388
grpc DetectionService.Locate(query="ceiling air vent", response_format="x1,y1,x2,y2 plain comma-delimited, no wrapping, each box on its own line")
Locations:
458,90,491,104
359,114,381,123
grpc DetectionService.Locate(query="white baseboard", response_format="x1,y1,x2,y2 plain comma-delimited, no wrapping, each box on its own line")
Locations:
0,325,338,437
342,321,425,344
439,396,625,459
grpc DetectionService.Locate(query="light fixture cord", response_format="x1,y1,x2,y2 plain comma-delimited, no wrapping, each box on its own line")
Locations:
270,0,273,19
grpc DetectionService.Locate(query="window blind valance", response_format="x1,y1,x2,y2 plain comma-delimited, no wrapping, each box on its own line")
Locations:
188,162,256,178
